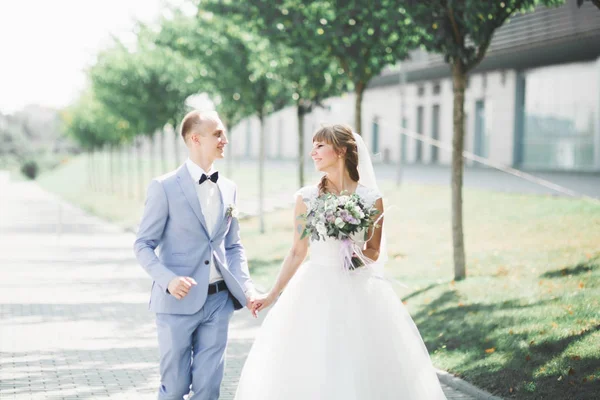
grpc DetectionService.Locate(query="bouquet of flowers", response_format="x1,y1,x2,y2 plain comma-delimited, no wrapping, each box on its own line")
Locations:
299,192,381,270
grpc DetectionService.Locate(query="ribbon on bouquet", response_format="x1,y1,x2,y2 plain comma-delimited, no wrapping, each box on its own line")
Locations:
338,207,408,288
338,207,388,272
339,238,369,271
338,206,387,269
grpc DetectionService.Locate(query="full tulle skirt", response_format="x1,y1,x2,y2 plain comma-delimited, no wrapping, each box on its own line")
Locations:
235,258,447,400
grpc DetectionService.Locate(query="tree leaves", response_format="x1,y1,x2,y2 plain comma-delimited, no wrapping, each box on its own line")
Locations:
405,0,565,71
89,27,202,136
204,0,421,132
64,90,133,150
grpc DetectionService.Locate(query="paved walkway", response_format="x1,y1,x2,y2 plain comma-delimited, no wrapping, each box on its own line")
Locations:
0,178,494,399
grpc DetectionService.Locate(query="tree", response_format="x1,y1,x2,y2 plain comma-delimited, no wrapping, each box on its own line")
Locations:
206,1,421,134
284,51,347,187
406,0,564,280
157,11,292,233
90,32,204,175
204,0,348,187
63,90,134,193
156,10,255,176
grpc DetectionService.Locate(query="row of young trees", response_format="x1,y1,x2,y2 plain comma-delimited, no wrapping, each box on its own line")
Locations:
65,0,584,280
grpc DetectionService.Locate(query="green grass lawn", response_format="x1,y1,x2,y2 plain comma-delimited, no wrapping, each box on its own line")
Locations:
233,183,600,400
35,154,319,230
37,156,600,399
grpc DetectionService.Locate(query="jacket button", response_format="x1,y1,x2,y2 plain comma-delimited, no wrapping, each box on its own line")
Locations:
204,260,209,265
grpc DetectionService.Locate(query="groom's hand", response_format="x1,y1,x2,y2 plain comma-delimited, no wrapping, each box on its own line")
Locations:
245,290,258,318
167,276,197,300
253,292,276,314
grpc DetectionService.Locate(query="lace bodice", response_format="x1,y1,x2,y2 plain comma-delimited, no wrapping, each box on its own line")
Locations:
295,184,382,266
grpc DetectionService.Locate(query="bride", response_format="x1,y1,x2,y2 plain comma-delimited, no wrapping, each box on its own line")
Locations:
236,124,447,399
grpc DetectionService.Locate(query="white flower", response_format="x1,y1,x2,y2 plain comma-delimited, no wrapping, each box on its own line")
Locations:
335,217,345,228
226,204,239,218
316,222,327,236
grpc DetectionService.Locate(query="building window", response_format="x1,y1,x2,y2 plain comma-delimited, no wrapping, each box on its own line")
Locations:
417,85,425,97
372,118,380,154
416,106,424,162
474,100,487,158
433,82,441,95
521,61,598,170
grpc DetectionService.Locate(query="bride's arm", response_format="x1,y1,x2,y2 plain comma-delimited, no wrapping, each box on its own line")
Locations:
254,195,309,312
362,198,384,262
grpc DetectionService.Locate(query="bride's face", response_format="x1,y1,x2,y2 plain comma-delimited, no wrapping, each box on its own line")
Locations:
311,140,340,172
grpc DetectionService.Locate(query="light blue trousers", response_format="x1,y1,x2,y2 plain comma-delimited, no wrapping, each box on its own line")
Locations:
155,289,234,400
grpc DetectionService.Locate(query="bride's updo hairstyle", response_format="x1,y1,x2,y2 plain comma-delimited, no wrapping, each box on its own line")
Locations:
313,124,360,195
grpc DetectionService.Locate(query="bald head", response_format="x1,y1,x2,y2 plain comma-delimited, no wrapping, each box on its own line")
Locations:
180,110,223,143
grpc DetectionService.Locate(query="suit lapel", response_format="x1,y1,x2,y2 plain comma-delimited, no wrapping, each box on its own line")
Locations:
176,165,210,236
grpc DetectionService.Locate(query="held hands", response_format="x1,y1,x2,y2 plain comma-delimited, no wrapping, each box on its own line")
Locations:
245,290,258,318
167,276,197,300
249,292,276,317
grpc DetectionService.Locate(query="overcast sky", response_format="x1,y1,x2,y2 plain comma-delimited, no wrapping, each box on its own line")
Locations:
0,0,190,114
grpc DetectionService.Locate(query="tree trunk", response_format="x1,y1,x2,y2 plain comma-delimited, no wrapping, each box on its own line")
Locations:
137,138,145,200
174,126,181,168
127,143,134,199
297,104,305,188
354,81,366,134
119,144,125,198
92,148,98,192
109,145,115,194
259,112,265,234
88,149,95,192
102,145,108,193
451,60,467,280
150,133,157,178
160,130,167,174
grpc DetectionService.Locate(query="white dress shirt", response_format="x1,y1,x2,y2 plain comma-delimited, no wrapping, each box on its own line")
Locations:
185,158,223,284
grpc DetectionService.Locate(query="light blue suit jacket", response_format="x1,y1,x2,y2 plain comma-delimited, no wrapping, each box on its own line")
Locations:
134,164,253,314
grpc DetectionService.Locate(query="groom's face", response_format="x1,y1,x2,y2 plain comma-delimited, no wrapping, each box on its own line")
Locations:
191,116,228,160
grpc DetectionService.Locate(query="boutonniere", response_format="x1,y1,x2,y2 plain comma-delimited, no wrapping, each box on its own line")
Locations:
226,204,239,219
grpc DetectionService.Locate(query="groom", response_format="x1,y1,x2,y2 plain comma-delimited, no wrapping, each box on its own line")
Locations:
134,110,256,400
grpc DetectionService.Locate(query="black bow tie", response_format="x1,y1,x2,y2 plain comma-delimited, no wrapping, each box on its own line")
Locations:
199,171,219,185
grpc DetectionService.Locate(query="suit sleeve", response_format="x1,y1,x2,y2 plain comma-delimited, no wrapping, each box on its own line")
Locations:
224,186,254,294
133,179,177,293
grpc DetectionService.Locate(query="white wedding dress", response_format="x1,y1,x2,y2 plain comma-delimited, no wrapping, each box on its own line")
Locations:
235,185,447,400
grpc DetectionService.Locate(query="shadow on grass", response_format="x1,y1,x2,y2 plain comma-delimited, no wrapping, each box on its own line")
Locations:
541,255,599,279
413,290,600,399
401,282,446,302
